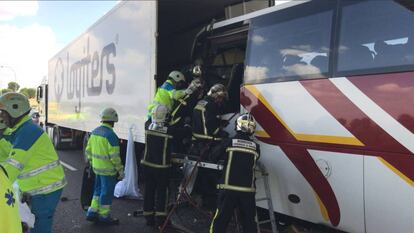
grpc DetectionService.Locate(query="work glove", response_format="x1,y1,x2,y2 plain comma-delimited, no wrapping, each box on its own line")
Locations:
118,170,125,180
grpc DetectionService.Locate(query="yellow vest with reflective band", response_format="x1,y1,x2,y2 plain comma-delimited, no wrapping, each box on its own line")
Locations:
0,166,22,233
1,115,66,195
147,79,185,118
0,136,12,163
85,123,123,176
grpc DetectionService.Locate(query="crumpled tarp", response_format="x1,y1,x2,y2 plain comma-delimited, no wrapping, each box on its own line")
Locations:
114,126,142,199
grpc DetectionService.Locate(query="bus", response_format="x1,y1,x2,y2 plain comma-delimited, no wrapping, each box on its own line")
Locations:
193,0,414,232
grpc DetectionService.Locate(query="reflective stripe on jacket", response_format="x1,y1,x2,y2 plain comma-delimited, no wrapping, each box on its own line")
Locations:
85,123,123,176
213,133,260,192
1,115,66,195
192,96,222,141
147,79,185,118
141,127,173,169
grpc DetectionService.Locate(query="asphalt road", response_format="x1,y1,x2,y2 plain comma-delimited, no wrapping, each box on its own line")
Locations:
52,149,155,233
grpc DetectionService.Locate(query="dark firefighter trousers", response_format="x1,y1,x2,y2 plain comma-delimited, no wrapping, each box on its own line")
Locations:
210,190,259,233
143,166,169,224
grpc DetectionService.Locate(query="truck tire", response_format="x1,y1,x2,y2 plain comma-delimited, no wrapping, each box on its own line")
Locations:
82,133,90,163
53,126,63,150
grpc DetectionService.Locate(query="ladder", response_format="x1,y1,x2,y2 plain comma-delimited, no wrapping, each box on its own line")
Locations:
255,162,279,233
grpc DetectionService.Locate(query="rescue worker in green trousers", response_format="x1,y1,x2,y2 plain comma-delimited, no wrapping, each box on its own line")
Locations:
0,92,66,233
0,116,11,162
146,70,187,128
0,164,22,233
210,113,260,233
85,107,124,225
141,104,191,228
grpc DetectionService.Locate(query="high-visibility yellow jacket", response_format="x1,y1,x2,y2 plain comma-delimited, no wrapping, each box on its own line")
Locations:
1,115,66,196
147,79,185,118
0,136,11,163
0,166,22,233
85,123,123,176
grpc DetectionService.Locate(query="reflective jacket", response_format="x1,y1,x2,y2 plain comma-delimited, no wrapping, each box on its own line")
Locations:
1,115,66,196
170,92,200,127
212,133,260,192
0,166,22,233
0,136,11,163
85,123,123,176
141,125,189,169
147,79,186,118
192,96,222,141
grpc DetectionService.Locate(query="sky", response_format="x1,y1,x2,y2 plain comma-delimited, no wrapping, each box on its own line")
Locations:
0,1,118,89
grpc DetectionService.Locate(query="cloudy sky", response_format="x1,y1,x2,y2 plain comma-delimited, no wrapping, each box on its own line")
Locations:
0,1,117,89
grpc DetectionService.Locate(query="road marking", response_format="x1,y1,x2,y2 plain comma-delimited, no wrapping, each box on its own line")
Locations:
60,161,77,171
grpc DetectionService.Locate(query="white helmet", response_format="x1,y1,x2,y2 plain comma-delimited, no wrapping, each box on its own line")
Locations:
151,104,169,124
207,84,228,101
168,70,185,83
192,65,202,77
236,113,256,135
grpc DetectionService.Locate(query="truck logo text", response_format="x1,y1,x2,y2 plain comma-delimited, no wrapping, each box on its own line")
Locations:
54,37,117,106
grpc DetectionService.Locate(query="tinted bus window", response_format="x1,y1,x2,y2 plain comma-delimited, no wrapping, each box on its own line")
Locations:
337,0,414,74
244,2,334,83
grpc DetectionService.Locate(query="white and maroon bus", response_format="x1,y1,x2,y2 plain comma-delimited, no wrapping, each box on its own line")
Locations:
193,0,414,232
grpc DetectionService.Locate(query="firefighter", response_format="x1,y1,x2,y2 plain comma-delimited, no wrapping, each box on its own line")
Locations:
146,70,187,128
192,83,229,146
170,76,205,153
210,113,260,233
191,83,229,209
141,104,190,228
0,116,11,162
0,164,22,233
0,92,66,233
85,107,124,225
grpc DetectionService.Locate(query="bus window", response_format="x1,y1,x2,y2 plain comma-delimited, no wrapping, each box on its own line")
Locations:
244,2,334,83
337,0,414,74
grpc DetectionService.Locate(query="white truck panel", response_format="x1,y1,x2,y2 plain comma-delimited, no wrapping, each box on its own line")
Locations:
48,1,156,142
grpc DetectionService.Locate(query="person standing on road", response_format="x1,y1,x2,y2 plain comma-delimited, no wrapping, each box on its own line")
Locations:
0,164,22,233
141,104,190,228
210,113,260,233
85,107,124,225
146,70,187,128
0,92,66,233
0,116,11,163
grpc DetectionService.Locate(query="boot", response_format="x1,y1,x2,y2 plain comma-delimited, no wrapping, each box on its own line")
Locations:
98,215,120,225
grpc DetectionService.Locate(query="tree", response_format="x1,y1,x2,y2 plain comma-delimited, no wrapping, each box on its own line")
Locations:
1,88,12,94
7,82,20,92
20,88,36,99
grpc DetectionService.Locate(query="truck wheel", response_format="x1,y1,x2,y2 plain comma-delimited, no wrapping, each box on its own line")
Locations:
53,127,62,150
82,133,90,163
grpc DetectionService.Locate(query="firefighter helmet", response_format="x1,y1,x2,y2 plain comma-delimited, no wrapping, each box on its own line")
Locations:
207,83,228,101
168,70,186,83
0,92,31,118
236,113,256,135
192,65,202,77
100,107,118,122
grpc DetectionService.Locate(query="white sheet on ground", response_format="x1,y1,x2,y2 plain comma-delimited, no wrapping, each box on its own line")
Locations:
114,126,143,199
